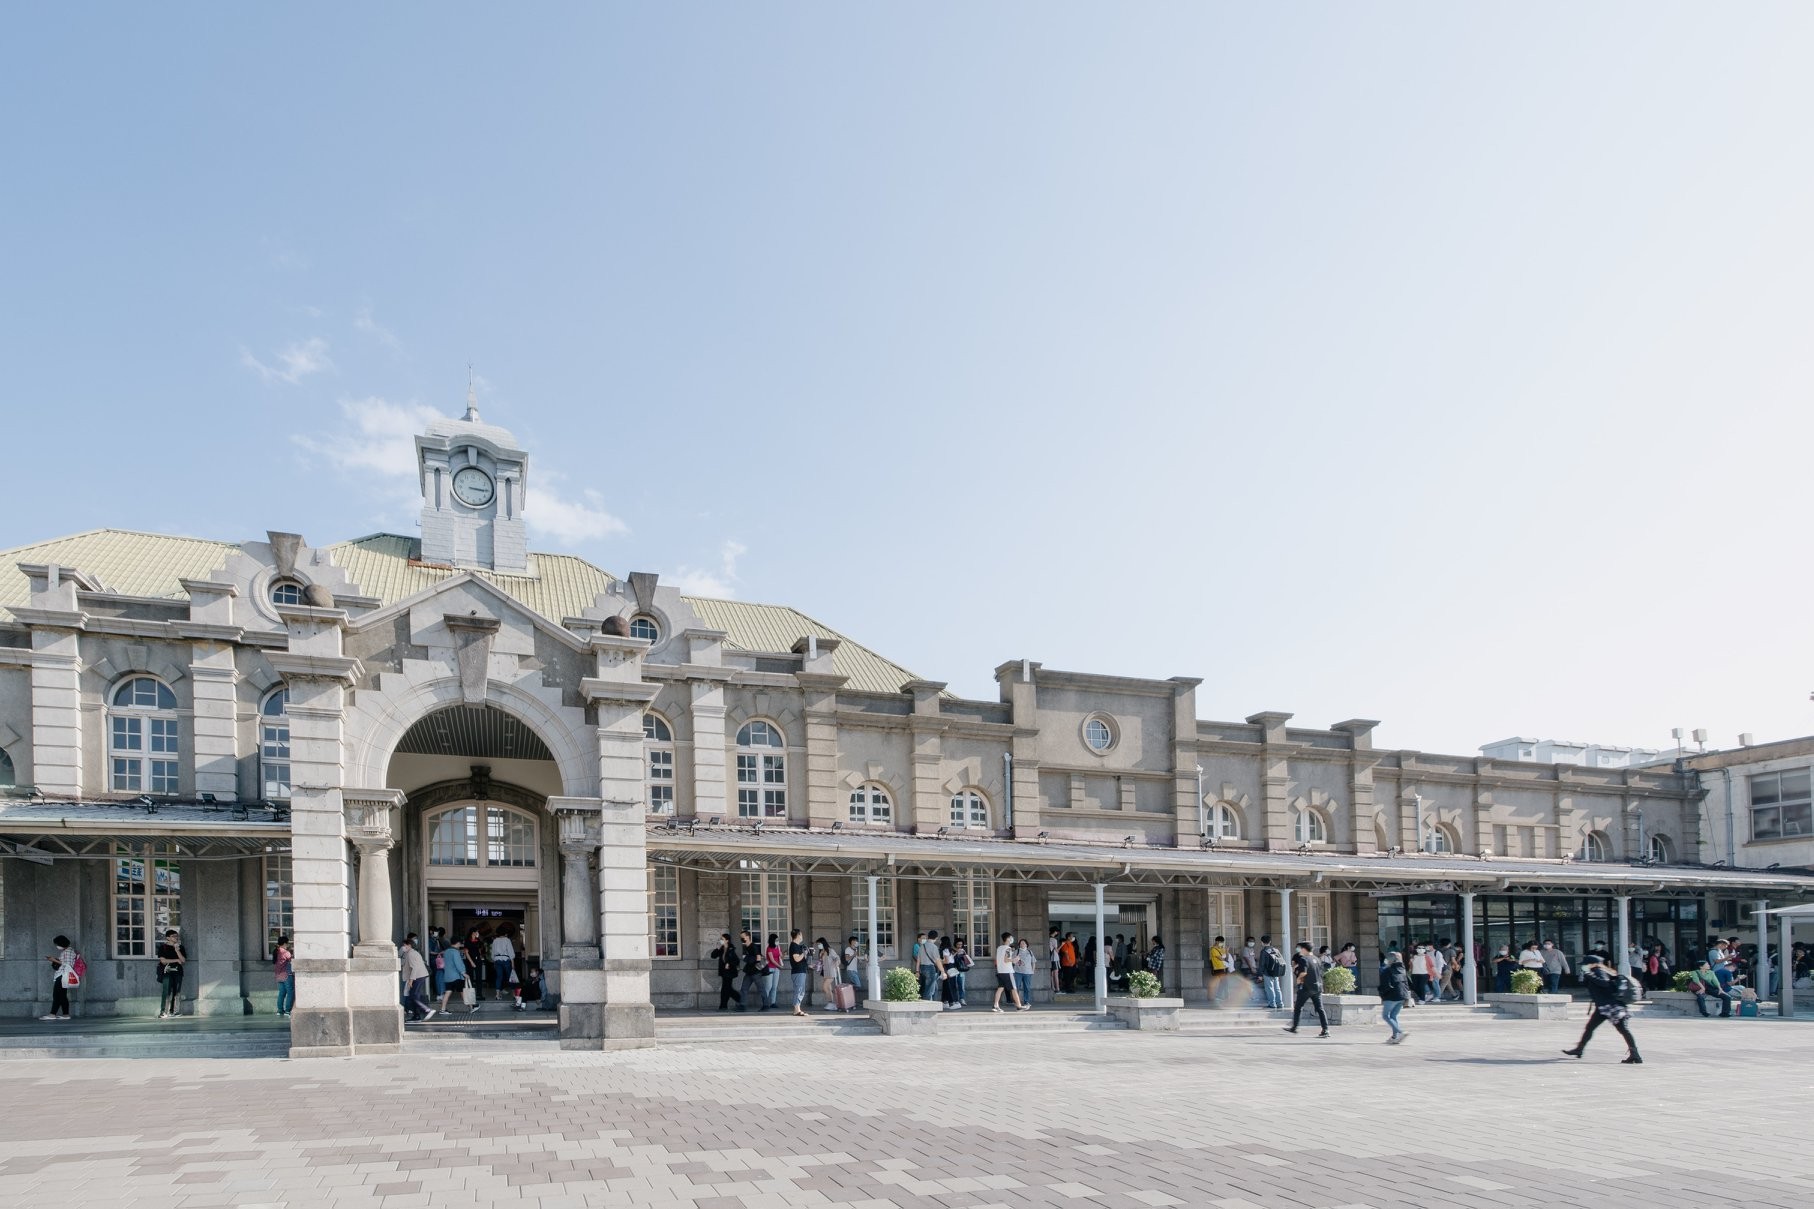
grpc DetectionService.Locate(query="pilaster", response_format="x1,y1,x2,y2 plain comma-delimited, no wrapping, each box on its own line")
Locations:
995,661,1044,838
1333,720,1377,854
1170,680,1202,846
905,681,947,835
1248,712,1294,851
18,564,86,798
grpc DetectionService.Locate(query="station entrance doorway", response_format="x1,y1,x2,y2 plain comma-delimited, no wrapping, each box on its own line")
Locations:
1048,897,1154,994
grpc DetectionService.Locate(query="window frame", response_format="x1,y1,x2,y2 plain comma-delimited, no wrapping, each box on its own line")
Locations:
0,746,14,788
108,676,180,796
1204,801,1240,840
1299,891,1332,954
949,788,989,830
260,687,291,802
848,782,893,826
1293,807,1327,845
113,841,181,959
1580,830,1610,863
951,875,993,956
270,580,306,606
424,803,539,869
735,719,787,819
1749,768,1813,841
851,875,897,959
263,853,293,954
628,615,661,643
1646,833,1674,864
1423,822,1455,854
739,867,790,943
1081,713,1117,754
644,712,676,816
649,864,681,959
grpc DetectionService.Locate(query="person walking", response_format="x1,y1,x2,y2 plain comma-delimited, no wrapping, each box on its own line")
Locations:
763,933,783,1009
490,927,517,1001
1283,942,1329,1038
464,927,487,997
787,928,812,1017
817,938,844,1010
273,935,296,1016
1407,943,1434,1004
1378,951,1411,1045
41,935,78,1021
1014,937,1036,1008
156,929,187,1019
992,932,1028,1012
1540,940,1570,994
738,930,764,1011
1259,936,1286,1009
711,932,742,1012
432,941,476,1015
843,934,865,998
1561,952,1642,1064
400,935,432,1022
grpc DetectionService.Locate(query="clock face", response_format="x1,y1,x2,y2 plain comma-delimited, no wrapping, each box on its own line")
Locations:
451,466,495,507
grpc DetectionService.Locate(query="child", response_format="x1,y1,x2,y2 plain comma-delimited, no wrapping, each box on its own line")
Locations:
514,965,546,1011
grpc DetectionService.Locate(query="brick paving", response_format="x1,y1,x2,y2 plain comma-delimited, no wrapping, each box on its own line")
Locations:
2,1014,1813,1207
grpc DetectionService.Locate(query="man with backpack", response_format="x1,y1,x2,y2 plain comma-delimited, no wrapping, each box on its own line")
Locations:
1258,936,1287,1009
1282,942,1330,1038
1562,952,1642,1064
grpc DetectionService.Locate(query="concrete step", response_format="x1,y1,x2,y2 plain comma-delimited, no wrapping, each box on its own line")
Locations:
937,1010,1127,1033
0,1030,290,1060
657,1012,880,1041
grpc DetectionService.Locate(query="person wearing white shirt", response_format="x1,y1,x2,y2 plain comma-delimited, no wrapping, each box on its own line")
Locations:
992,932,1029,1012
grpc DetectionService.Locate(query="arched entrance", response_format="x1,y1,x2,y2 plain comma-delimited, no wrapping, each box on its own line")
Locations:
387,705,566,998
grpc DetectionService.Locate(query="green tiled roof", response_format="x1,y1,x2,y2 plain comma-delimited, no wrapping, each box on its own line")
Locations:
1,529,922,694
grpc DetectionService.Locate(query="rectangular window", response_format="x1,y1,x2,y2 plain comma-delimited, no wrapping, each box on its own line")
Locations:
648,748,675,814
1299,891,1332,955
261,720,291,801
264,854,293,953
649,865,680,959
739,869,789,942
1750,768,1812,841
114,842,181,958
1205,890,1243,948
952,876,992,956
851,877,896,958
736,754,786,818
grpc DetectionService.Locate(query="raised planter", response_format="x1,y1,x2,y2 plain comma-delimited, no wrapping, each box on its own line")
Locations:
865,999,943,1036
1481,993,1571,1020
1106,996,1185,1031
1644,991,1704,1015
1320,993,1380,1026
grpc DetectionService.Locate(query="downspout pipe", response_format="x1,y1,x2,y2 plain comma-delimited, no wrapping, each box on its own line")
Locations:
1003,752,1013,822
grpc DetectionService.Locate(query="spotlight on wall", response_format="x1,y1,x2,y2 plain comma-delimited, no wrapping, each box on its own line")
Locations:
1201,833,1218,850
1122,835,1137,849
832,821,844,832
1295,842,1311,855
1036,831,1049,841
752,820,766,835
197,793,217,806
1387,846,1403,857
937,826,950,837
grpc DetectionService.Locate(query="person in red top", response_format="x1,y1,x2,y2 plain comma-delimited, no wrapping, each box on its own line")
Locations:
1059,933,1079,993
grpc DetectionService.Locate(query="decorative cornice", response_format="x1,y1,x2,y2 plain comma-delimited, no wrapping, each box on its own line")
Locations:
266,652,363,685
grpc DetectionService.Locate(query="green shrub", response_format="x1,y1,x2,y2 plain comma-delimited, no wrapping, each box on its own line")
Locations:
1322,966,1356,994
1127,970,1162,999
1671,971,1695,993
882,967,920,1002
1509,969,1543,995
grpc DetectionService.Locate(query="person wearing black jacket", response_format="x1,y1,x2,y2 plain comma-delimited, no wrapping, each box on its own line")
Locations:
711,932,742,1012
1378,951,1412,1045
737,929,765,1011
1562,953,1642,1064
1282,942,1329,1038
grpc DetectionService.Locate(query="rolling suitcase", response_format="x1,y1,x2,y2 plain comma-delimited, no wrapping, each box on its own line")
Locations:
834,982,858,1011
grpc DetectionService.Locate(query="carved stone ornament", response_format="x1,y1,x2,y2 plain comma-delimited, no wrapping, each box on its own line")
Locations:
343,788,403,850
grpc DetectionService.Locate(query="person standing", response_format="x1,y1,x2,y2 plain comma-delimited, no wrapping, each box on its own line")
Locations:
1540,940,1571,994
952,939,973,1004
273,935,295,1017
764,933,783,1009
1014,937,1036,1008
41,935,77,1021
1048,927,1062,993
1259,936,1286,1010
1208,935,1231,988
1378,951,1411,1045
1407,944,1433,1004
817,938,844,1010
738,930,764,1011
156,929,187,1019
787,928,812,1017
1058,933,1078,993
464,927,487,996
399,935,432,1022
843,934,865,997
1238,936,1259,985
711,932,742,1012
1492,946,1516,994
1283,942,1329,1038
940,934,963,1010
1145,935,1166,988
1562,953,1642,1064
490,927,517,1002
427,927,446,998
917,931,940,1000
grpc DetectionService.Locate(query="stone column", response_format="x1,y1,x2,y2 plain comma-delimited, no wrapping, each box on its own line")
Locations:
1169,679,1203,846
1249,713,1294,850
1616,895,1632,980
549,796,604,1047
800,678,843,829
344,789,403,1053
1460,892,1477,1005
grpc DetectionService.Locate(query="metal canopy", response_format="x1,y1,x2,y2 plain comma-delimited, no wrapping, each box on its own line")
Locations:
0,802,292,862
647,824,1814,898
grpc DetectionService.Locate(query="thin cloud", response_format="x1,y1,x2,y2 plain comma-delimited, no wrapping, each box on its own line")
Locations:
353,304,404,354
669,539,746,598
527,471,628,544
243,337,333,385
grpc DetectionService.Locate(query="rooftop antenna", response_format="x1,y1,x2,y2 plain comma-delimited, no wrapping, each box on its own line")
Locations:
464,364,481,422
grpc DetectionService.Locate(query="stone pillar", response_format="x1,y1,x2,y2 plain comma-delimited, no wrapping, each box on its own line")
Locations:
344,789,403,1053
1616,896,1632,980
1754,900,1769,998
16,564,86,798
1249,713,1294,850
1277,887,1293,949
1460,892,1477,1005
268,604,365,1058
549,797,604,1046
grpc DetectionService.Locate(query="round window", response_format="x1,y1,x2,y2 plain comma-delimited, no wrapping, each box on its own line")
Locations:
1083,715,1116,753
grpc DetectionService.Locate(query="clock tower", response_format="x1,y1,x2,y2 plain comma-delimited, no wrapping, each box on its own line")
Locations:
416,386,530,573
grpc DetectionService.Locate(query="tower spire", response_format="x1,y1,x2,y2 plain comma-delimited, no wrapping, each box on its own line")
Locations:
464,364,481,422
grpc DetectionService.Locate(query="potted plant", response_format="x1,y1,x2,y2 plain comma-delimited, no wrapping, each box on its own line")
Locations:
1107,969,1184,1030
1510,969,1543,996
867,967,943,1035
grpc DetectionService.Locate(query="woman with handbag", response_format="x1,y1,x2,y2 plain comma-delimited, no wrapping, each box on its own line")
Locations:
41,935,77,1021
432,941,477,1016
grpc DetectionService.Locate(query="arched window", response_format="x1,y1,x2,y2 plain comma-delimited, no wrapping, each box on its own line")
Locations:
735,720,786,819
950,789,989,830
849,783,892,825
1423,823,1455,854
270,580,306,606
629,615,660,643
1294,807,1326,844
1581,830,1610,862
1204,802,1241,840
426,803,538,868
644,712,675,814
0,747,13,789
260,688,291,801
109,676,180,794
1647,833,1674,864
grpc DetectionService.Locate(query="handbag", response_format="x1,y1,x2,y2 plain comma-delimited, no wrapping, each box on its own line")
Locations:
461,984,477,1007
434,954,445,970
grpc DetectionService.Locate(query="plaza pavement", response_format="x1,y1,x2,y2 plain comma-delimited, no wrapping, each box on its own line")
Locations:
2,1013,1811,1209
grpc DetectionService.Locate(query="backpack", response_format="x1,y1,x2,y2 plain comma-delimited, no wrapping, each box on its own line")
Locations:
957,950,973,972
1613,974,1640,1005
68,952,86,987
1261,949,1286,978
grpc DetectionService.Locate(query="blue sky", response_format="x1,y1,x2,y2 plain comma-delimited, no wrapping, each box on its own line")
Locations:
5,6,1813,755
